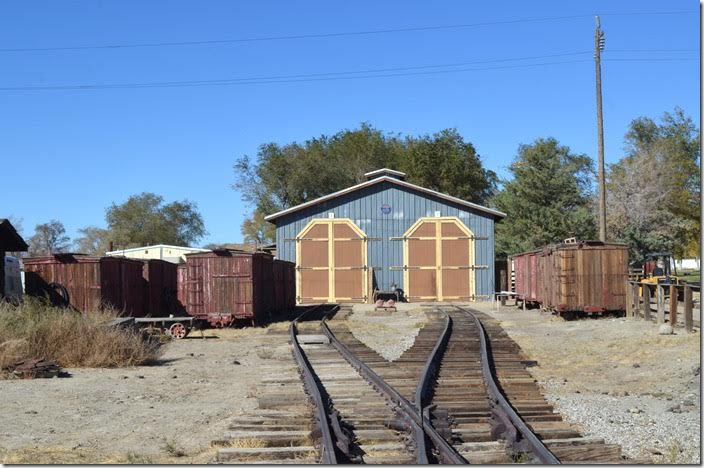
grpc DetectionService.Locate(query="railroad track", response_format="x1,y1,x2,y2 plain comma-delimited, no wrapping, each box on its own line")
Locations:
217,303,624,464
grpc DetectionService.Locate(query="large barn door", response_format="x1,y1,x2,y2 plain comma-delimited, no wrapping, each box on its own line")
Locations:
403,217,476,301
296,219,368,303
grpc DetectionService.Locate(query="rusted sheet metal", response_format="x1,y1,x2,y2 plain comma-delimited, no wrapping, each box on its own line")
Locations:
5,358,61,379
514,241,628,313
23,254,145,316
176,264,188,314
142,259,178,316
183,249,279,324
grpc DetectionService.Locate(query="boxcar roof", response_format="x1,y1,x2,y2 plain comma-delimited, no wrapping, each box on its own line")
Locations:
264,175,507,222
22,254,145,264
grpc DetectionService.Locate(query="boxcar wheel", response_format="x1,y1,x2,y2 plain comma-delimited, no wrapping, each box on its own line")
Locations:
168,322,188,339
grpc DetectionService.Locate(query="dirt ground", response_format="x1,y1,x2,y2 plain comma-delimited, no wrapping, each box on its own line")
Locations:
473,302,701,464
0,324,291,464
1,303,699,464
346,304,427,360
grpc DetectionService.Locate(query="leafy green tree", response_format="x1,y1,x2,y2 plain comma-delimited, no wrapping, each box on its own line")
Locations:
74,226,112,255
28,219,71,256
241,210,274,245
234,124,496,242
105,192,206,249
492,138,596,256
606,108,700,262
404,129,497,204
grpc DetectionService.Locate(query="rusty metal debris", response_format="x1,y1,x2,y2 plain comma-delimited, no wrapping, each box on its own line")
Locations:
5,358,62,379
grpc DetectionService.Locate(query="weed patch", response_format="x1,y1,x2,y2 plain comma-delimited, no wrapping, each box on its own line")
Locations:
0,298,163,371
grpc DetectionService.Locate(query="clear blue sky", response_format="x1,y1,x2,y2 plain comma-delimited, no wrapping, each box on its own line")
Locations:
1,1,698,247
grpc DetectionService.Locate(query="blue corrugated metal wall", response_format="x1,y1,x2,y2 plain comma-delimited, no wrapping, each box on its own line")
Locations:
272,181,498,300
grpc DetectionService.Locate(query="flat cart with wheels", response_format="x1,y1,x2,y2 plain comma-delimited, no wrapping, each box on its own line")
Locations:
134,317,195,339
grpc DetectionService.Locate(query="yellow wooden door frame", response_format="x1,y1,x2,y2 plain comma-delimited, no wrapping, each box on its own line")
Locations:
296,218,368,303
402,216,476,301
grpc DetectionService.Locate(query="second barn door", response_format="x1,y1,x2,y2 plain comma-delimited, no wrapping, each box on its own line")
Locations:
296,218,368,303
403,217,477,301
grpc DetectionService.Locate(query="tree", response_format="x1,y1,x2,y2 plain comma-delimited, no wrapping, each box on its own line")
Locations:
404,129,497,204
606,108,700,262
492,138,597,257
28,220,71,256
241,210,274,245
74,226,111,255
105,192,206,249
234,123,496,242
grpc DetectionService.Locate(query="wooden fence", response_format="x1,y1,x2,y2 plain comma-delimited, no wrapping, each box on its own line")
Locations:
626,281,700,332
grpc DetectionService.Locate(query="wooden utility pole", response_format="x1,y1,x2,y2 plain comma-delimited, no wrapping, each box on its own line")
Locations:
595,16,607,242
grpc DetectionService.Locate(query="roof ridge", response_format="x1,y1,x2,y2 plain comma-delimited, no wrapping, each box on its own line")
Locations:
264,176,506,221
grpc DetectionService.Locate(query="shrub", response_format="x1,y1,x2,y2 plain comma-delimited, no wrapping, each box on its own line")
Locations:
0,298,163,371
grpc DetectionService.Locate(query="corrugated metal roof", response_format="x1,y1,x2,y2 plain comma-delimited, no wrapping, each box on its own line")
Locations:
264,176,507,222
364,168,406,180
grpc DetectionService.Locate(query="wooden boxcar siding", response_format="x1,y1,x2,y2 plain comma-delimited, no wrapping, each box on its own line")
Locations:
274,181,496,298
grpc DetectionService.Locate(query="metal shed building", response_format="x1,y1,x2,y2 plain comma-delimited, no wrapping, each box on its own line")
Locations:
265,169,506,303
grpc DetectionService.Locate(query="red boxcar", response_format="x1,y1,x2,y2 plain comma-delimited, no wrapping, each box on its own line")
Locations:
513,241,628,316
512,250,541,306
23,254,145,316
142,259,178,316
183,249,277,326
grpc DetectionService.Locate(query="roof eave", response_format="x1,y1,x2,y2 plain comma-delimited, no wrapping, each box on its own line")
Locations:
264,176,506,222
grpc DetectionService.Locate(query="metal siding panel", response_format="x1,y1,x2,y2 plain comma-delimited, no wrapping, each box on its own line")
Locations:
273,180,497,300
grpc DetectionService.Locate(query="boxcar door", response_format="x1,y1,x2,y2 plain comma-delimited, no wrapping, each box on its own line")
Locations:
296,219,368,303
403,217,476,301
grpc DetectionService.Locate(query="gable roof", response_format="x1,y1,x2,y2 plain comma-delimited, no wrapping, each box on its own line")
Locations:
264,176,506,222
0,219,29,251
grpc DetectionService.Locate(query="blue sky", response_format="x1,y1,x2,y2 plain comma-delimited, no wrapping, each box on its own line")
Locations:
1,1,698,247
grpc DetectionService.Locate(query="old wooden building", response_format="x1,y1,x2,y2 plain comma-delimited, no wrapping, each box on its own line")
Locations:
265,169,506,303
0,219,28,299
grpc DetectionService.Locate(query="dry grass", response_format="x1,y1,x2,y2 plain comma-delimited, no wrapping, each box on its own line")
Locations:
0,298,163,371
161,438,188,457
221,437,269,448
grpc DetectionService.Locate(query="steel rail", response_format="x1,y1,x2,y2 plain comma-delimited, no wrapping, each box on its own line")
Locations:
454,305,561,464
289,304,340,464
320,312,467,464
413,310,453,463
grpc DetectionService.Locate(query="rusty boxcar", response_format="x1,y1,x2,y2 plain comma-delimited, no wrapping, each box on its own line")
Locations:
142,259,178,316
547,241,628,315
513,240,628,316
512,250,541,306
24,254,145,316
183,249,278,326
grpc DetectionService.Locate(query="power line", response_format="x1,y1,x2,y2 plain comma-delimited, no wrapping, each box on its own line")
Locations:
608,48,699,52
0,53,694,92
0,59,593,91
0,10,695,53
605,57,697,62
